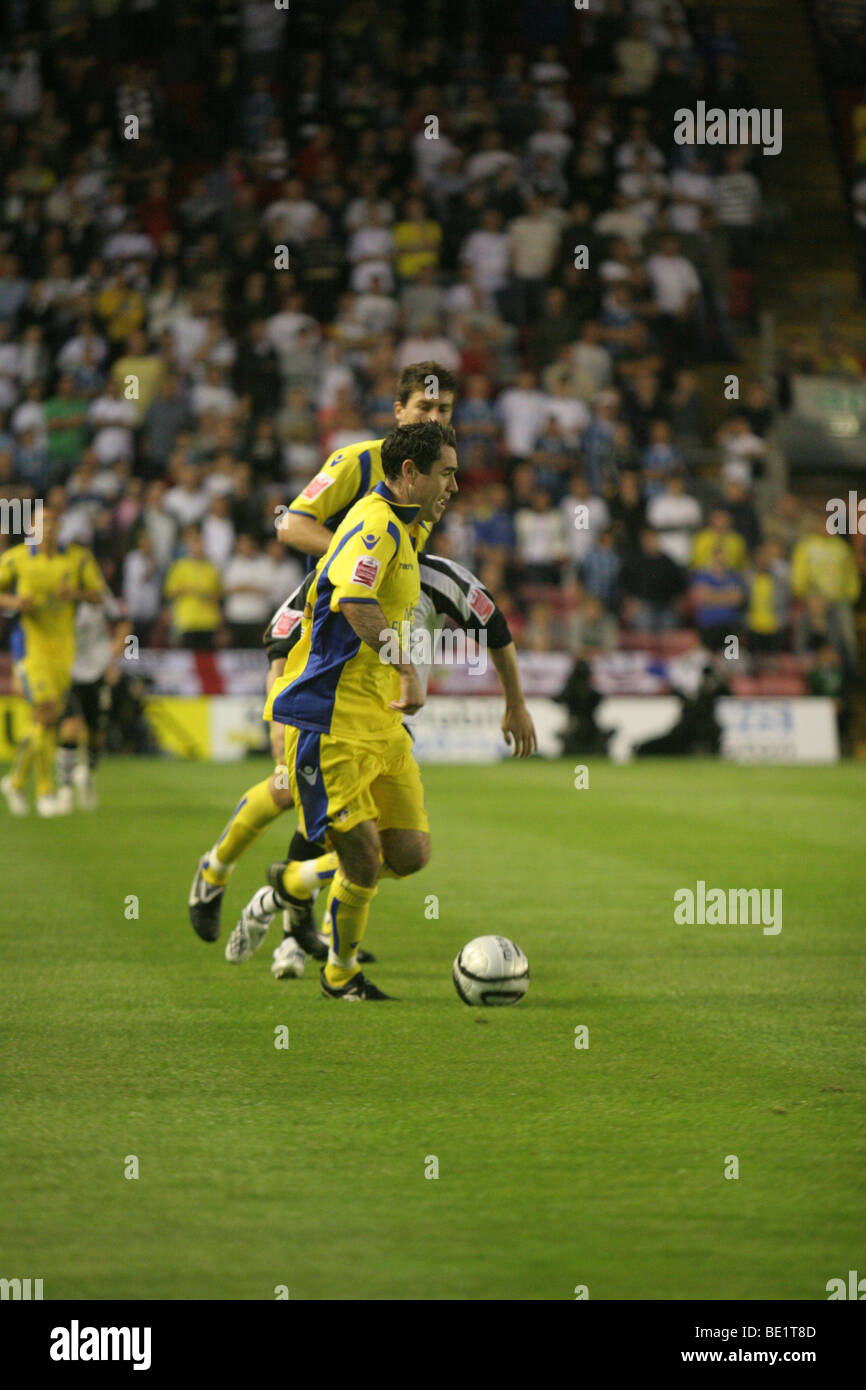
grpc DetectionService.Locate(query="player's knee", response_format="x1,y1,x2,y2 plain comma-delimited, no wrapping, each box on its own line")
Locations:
383,832,430,877
335,822,381,886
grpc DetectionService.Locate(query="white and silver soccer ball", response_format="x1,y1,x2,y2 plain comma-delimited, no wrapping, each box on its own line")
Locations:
452,935,530,1006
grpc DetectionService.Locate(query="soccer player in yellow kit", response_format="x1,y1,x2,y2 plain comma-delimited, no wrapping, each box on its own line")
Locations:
188,361,456,940
261,421,457,999
0,505,104,816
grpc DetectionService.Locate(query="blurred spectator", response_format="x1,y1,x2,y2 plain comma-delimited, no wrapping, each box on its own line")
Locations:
745,544,790,653
514,489,565,584
619,528,687,632
690,548,747,650
692,509,748,572
647,474,702,567
163,525,222,650
791,515,861,672
223,533,275,646
122,529,163,647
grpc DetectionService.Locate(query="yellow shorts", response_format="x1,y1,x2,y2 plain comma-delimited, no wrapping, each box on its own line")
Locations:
284,724,429,845
14,658,71,708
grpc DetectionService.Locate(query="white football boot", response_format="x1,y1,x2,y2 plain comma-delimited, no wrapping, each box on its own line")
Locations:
73,763,98,810
1,774,29,816
55,785,76,815
271,922,307,980
225,887,275,963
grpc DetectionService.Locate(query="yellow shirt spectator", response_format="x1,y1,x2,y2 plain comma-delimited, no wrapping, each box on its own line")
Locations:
790,532,860,603
392,217,442,280
692,526,747,572
96,282,146,342
111,353,165,419
747,572,779,634
164,556,222,636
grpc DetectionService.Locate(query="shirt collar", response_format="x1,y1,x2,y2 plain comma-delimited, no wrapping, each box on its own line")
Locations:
373,479,421,525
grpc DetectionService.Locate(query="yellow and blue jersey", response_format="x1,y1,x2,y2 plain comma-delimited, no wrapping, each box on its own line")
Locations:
286,437,432,564
265,481,421,740
0,541,103,669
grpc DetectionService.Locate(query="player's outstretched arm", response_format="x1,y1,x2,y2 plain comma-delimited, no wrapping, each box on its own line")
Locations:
490,642,537,757
277,510,332,557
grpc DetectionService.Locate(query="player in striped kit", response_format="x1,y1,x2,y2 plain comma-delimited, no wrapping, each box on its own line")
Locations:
56,589,131,812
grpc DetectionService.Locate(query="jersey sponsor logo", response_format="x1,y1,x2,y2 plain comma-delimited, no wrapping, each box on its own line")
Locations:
350,555,380,588
300,473,335,501
467,585,495,623
272,608,302,639
361,532,378,550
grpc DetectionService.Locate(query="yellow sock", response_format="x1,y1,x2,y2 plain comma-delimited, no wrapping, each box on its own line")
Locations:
10,720,36,791
203,777,282,886
322,875,377,987
281,851,338,900
34,724,57,798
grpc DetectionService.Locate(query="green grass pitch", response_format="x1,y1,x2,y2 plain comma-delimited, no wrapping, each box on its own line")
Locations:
1,755,864,1300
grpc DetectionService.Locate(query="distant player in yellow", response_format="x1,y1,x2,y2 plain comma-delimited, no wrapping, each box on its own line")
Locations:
249,421,457,1000
188,361,456,942
0,505,104,816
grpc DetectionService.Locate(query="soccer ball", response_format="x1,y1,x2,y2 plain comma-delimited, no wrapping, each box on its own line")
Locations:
452,935,530,1006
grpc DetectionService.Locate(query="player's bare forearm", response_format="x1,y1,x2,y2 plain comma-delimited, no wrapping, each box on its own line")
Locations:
340,600,402,661
278,511,331,557
491,642,537,756
341,600,423,712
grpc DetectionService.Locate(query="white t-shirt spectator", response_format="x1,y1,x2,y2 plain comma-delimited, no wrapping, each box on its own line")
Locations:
459,228,510,295
11,396,46,443
508,213,560,279
223,553,276,624
344,196,394,233
190,380,239,417
527,129,574,171
497,386,547,456
539,395,590,441
266,308,319,360
647,490,702,567
123,548,162,625
353,291,399,335
669,168,716,235
263,197,321,244
411,130,459,186
645,252,702,314
203,514,236,570
87,395,137,463
163,484,208,529
103,229,155,263
58,331,108,372
268,553,305,609
171,311,210,368
394,335,460,373
347,225,395,293
561,492,610,564
464,149,518,185
515,506,566,564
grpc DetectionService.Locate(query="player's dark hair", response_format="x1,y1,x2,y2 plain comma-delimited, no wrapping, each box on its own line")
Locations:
396,361,458,404
381,421,450,480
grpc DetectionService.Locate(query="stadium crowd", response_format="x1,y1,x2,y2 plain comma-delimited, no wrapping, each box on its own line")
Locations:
0,0,859,683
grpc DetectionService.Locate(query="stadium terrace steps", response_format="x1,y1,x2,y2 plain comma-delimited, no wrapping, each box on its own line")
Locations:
722,0,860,329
